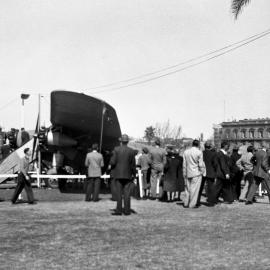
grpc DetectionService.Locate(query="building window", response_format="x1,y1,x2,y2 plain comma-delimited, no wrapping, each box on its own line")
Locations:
267,128,270,138
258,129,264,138
241,129,246,139
233,129,238,139
225,129,230,139
249,129,254,139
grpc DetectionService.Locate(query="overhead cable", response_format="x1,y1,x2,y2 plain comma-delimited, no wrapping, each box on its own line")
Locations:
86,28,270,94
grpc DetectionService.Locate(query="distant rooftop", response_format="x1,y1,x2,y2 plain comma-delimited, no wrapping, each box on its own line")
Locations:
221,118,270,126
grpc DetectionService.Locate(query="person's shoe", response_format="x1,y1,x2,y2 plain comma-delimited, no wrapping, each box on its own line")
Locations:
123,212,131,216
239,199,245,202
111,211,122,216
130,209,137,214
183,205,189,208
245,201,253,205
206,203,215,207
28,201,37,205
223,201,233,204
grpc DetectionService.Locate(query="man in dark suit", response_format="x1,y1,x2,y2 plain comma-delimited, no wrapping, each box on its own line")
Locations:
197,141,218,206
229,146,242,201
109,134,136,215
214,141,234,204
245,143,270,204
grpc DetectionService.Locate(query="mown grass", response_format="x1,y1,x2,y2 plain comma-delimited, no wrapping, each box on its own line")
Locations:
0,189,270,270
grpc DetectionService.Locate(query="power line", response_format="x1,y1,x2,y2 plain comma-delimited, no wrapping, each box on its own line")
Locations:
0,97,19,112
87,28,270,91
86,28,270,94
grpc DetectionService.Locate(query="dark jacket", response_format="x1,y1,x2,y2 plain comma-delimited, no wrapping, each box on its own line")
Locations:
229,151,241,178
253,149,269,179
216,150,230,180
163,154,182,192
203,149,217,179
110,145,136,180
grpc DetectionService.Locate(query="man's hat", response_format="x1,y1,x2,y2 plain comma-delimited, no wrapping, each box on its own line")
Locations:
119,134,129,142
204,141,211,149
154,138,161,146
233,144,239,150
142,147,149,154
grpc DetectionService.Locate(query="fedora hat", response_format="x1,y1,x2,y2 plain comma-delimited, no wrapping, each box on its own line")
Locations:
119,134,129,142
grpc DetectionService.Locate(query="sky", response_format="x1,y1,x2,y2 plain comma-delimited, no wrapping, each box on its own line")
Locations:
0,0,270,140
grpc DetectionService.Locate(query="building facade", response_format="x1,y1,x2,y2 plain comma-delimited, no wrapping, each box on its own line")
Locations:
213,118,270,149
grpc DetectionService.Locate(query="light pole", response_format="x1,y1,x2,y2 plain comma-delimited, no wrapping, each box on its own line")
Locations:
21,93,30,128
19,93,29,200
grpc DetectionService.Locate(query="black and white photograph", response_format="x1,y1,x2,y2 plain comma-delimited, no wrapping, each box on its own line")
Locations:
0,1,270,269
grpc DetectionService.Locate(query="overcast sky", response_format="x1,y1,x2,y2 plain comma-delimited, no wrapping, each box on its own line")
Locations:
0,0,270,139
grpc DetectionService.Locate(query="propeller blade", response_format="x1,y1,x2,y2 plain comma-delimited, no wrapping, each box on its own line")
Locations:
31,113,40,161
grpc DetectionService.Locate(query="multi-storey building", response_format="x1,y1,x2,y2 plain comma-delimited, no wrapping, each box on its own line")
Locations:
213,118,270,149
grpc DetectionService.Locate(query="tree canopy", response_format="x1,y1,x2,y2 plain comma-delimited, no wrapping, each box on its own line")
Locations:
231,0,251,19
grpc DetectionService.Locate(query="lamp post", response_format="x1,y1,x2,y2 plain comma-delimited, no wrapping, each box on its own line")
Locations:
21,93,30,128
18,93,30,200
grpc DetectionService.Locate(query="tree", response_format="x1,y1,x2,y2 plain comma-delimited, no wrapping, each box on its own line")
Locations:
231,0,251,19
154,120,182,147
144,126,155,144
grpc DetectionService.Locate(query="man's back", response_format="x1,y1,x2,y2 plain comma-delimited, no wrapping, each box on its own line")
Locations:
110,145,136,179
216,151,230,180
203,149,217,179
138,153,151,171
85,151,104,177
21,130,30,144
150,147,166,172
253,149,269,179
183,147,205,178
236,152,253,174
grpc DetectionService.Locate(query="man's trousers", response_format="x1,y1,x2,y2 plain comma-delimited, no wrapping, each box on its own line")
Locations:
239,172,253,201
214,178,234,203
11,172,34,203
198,177,217,205
150,169,162,198
184,175,202,208
115,179,133,214
246,175,270,203
85,177,101,201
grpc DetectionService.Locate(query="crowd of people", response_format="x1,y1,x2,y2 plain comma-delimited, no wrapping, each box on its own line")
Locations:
87,135,270,213
9,134,270,215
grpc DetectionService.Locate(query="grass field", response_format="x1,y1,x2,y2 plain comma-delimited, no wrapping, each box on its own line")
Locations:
0,188,270,270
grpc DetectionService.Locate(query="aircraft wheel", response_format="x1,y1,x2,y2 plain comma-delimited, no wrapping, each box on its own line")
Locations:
44,177,59,189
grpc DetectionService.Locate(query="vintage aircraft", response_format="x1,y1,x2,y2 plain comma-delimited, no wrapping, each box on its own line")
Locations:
0,90,122,190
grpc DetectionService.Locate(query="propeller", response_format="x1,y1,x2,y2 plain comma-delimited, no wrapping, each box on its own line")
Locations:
31,113,40,161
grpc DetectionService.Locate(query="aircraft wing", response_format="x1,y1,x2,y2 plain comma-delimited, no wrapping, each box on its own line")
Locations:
0,138,34,184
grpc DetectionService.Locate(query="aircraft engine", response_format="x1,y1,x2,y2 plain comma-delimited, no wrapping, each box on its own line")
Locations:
37,127,47,146
47,131,77,147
